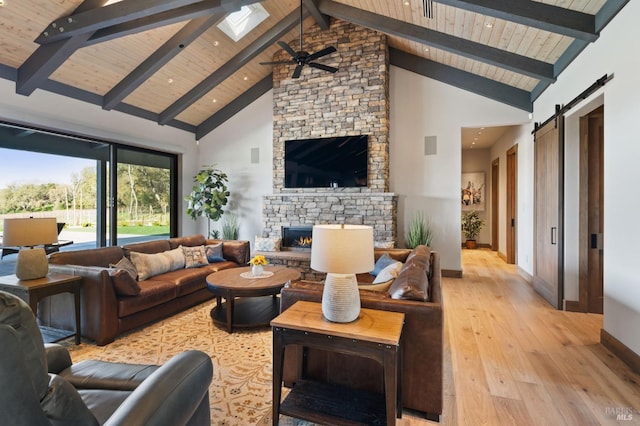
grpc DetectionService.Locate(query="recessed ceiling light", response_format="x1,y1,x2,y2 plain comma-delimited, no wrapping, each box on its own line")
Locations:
424,47,429,52
404,1,410,6
0,1,6,6
213,41,219,47
243,76,248,81
485,23,493,28
167,78,174,84
212,99,217,103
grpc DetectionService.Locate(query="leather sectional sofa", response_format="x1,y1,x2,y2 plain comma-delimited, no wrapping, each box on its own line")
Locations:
279,245,443,420
44,234,250,345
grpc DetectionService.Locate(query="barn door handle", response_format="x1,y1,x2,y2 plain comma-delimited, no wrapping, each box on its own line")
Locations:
551,227,557,245
591,233,603,249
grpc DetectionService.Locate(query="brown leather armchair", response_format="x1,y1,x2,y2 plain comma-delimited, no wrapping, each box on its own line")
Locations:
0,290,213,425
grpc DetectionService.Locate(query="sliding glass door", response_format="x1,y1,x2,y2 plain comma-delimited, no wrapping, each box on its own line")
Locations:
0,121,177,250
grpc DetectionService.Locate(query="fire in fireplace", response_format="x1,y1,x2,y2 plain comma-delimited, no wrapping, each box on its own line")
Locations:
282,226,313,250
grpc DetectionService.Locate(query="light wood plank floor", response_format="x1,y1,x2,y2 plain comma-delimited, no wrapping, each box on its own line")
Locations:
401,249,640,425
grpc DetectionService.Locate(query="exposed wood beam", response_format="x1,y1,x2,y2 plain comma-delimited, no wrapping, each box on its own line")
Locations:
86,1,228,46
530,0,629,101
318,0,554,83
390,48,532,112
197,75,272,139
159,9,300,125
36,0,260,44
16,0,109,96
435,0,598,42
103,12,225,110
303,0,330,30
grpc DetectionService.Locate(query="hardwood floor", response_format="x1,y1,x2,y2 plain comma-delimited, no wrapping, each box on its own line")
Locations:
402,249,640,425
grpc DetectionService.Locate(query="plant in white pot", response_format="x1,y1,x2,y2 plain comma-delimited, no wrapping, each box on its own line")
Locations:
461,210,484,249
185,165,229,237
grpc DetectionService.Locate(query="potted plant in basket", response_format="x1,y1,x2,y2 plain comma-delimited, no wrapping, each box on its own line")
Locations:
461,210,484,249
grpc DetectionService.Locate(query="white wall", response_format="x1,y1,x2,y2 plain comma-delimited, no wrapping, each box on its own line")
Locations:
197,91,274,245
389,66,530,272
461,148,491,245
0,79,198,236
528,0,640,354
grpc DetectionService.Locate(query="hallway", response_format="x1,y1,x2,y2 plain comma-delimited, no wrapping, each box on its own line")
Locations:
434,249,639,425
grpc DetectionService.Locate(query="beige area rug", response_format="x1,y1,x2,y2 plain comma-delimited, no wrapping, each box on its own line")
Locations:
67,299,317,426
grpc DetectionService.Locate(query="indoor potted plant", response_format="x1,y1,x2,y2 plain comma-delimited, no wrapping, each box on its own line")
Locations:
461,210,484,249
185,165,230,237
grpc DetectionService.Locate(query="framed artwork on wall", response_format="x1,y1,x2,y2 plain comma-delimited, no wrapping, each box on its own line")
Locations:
461,172,485,211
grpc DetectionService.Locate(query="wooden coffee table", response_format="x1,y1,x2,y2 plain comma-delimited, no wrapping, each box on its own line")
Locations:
206,265,301,333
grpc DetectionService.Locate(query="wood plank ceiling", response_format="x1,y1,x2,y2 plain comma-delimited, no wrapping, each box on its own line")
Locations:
0,0,629,139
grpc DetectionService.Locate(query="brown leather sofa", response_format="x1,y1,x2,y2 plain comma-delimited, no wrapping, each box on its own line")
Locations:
279,246,443,421
44,234,250,345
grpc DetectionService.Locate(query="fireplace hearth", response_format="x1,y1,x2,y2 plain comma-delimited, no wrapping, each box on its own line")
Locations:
282,226,313,250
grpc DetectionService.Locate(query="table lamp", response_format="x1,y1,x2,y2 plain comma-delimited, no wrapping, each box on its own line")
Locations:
2,217,58,280
310,224,374,323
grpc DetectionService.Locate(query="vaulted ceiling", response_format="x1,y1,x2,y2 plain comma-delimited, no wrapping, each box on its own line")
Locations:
0,0,629,140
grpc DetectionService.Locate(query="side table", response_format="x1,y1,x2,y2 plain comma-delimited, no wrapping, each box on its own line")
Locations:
0,273,82,344
271,300,404,425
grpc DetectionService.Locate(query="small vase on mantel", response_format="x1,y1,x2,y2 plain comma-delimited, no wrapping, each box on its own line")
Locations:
251,264,264,277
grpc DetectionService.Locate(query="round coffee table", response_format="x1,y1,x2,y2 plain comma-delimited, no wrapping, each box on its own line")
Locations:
206,265,301,333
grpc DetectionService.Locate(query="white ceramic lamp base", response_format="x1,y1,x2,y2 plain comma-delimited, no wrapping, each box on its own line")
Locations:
321,273,360,323
16,247,49,280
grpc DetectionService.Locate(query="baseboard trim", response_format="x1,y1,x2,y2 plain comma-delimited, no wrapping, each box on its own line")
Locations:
517,267,532,283
497,251,507,262
601,329,640,375
442,269,462,278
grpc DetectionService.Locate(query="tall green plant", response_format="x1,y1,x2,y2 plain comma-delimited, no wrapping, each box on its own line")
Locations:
406,211,433,249
185,165,229,236
221,213,239,240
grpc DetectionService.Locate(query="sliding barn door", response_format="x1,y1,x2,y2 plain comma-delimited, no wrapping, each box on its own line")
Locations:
533,118,564,309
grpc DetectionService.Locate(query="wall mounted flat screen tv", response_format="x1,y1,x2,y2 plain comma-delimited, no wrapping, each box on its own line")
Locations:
284,135,368,188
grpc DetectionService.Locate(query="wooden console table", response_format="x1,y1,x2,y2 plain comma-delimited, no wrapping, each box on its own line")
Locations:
0,273,82,344
271,300,404,425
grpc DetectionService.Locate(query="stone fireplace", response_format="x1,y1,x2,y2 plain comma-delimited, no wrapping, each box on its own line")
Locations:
262,19,397,246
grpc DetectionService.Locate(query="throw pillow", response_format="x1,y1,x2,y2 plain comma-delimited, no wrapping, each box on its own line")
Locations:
371,253,396,276
374,240,395,249
372,261,402,284
182,245,209,268
204,242,225,263
110,257,138,280
359,279,394,293
388,261,429,301
254,236,281,252
163,246,186,271
109,269,141,296
130,251,174,281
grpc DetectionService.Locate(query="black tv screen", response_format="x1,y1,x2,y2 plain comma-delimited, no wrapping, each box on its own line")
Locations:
284,135,368,188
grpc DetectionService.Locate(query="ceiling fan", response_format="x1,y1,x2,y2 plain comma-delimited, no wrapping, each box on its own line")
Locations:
260,0,338,79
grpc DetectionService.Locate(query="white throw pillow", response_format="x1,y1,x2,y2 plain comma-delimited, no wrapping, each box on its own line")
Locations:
372,261,402,284
254,236,281,251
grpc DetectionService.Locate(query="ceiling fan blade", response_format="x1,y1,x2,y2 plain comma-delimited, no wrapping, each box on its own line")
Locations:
306,46,337,62
292,64,304,79
260,60,294,65
278,41,298,59
309,62,338,73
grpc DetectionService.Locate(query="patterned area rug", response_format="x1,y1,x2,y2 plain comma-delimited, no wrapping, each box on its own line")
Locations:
68,299,294,425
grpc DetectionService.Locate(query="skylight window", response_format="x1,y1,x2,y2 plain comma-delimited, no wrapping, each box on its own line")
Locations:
217,4,269,42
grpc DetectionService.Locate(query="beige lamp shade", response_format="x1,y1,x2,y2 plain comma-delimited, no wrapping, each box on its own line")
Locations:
3,217,58,247
3,218,58,280
310,224,374,274
311,224,374,323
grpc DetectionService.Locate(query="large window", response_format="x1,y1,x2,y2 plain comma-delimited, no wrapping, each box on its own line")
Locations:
0,122,178,249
